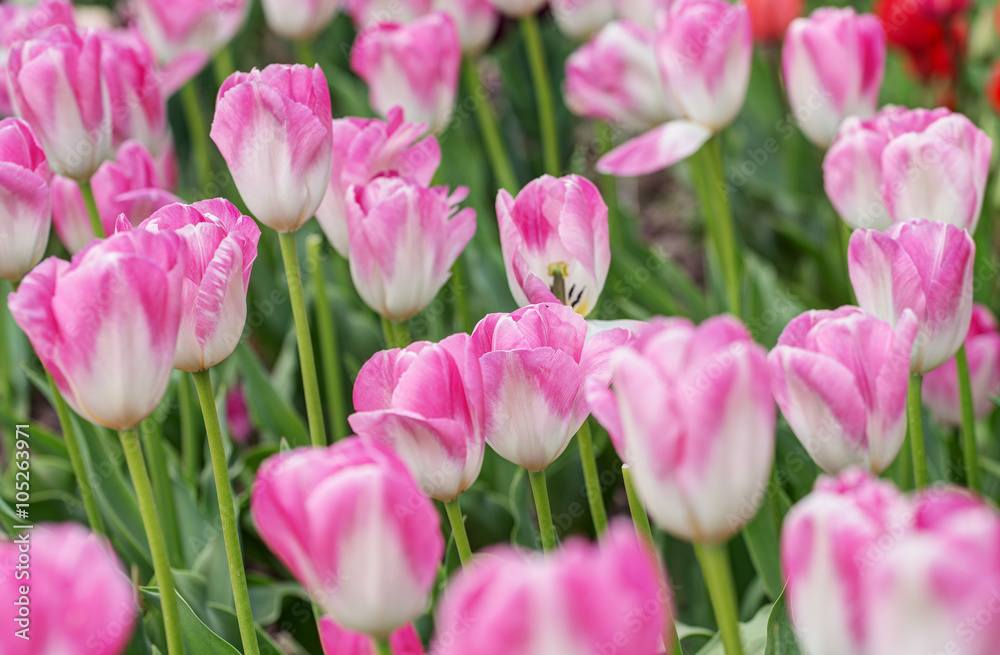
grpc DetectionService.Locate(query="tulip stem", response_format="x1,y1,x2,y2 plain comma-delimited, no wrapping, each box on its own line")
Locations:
47,372,104,536
295,40,315,67
307,236,348,440
623,465,683,655
191,369,262,655
576,420,608,535
450,259,473,334
597,121,624,251
462,58,517,192
376,638,392,655
178,374,201,489
79,181,105,239
956,345,982,493
444,497,473,567
380,316,411,349
527,469,557,552
520,14,560,175
213,46,237,87
278,231,327,448
690,137,741,317
180,81,213,190
695,542,744,655
140,418,184,568
119,427,184,655
908,374,928,488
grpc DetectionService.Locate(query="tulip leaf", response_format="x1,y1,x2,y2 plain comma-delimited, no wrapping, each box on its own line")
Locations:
247,580,305,626
233,344,309,447
741,490,785,600
206,601,285,655
764,592,802,655
141,586,241,654
693,603,770,655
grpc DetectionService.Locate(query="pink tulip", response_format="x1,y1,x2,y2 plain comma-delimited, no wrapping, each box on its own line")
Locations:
133,0,248,75
346,175,475,321
251,438,444,637
350,333,485,501
849,219,975,374
8,229,185,429
212,64,333,232
0,0,76,117
51,140,181,252
781,470,910,655
431,522,668,655
597,0,752,176
320,618,425,655
0,523,136,655
497,175,610,317
226,381,254,444
261,0,343,40
781,8,885,148
472,303,629,471
564,21,678,131
351,13,461,134
0,117,52,282
315,107,441,257
587,315,774,542
7,26,112,180
551,0,616,40
346,0,432,30
100,29,168,152
432,0,499,54
769,307,918,474
922,304,1000,426
131,199,260,372
486,0,546,18
824,106,992,231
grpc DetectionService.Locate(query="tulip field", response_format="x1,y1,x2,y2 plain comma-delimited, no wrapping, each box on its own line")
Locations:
5,0,1000,653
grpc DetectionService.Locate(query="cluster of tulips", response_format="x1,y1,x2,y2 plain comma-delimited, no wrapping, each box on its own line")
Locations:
1,0,1000,654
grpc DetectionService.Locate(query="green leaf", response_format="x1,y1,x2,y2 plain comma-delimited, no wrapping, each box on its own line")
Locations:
741,491,784,600
248,580,304,626
694,603,770,655
233,344,309,447
140,587,241,655
206,601,287,655
764,592,802,655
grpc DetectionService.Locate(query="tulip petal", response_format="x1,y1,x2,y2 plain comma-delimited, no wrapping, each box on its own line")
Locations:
596,120,713,176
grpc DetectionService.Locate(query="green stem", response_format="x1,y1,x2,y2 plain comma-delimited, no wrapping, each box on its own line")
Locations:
79,181,105,239
444,497,473,567
178,374,200,488
140,418,184,568
695,542,744,655
520,15,559,175
576,420,607,535
380,316,412,349
956,345,982,493
623,465,683,655
376,638,392,655
461,57,517,192
307,236,348,440
295,40,316,67
689,137,741,317
213,46,236,87
0,285,11,407
119,427,183,655
450,259,473,334
597,121,624,251
909,375,928,488
192,370,261,655
527,468,556,552
180,81,212,190
278,231,327,448
48,373,104,536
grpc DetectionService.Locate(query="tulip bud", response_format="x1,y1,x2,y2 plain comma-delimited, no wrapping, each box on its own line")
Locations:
922,304,1000,426
0,523,136,655
769,306,918,474
432,0,498,54
782,8,885,148
261,0,342,41
564,21,679,131
472,303,629,471
849,219,975,374
345,176,475,321
99,29,168,152
315,108,441,258
9,230,185,430
320,618,425,655
781,470,910,655
0,117,52,282
251,439,444,638
133,199,261,372
346,0,433,30
824,106,992,232
350,333,485,501
212,64,333,232
351,13,461,135
7,26,112,181
551,0,616,41
226,381,254,444
587,315,775,543
432,523,668,655
134,0,249,66
0,0,76,118
497,175,610,316
746,0,802,41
